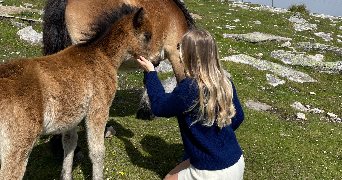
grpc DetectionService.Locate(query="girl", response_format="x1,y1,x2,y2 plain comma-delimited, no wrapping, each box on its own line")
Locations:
136,30,245,180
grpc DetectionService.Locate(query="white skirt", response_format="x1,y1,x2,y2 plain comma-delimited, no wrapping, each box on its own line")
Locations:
178,155,245,180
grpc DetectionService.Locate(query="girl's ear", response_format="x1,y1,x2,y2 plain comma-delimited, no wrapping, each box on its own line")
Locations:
133,7,146,29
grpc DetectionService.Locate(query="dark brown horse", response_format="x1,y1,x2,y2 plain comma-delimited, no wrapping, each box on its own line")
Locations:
43,0,196,119
0,4,156,179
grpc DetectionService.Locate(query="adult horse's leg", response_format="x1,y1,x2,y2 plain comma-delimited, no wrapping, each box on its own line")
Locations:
60,127,78,180
136,87,155,120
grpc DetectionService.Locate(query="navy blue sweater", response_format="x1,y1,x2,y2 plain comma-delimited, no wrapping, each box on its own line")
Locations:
145,71,245,170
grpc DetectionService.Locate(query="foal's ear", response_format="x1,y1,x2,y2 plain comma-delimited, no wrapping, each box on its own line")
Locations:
133,7,146,29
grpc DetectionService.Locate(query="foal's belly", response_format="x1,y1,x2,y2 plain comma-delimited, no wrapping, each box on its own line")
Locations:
41,94,91,135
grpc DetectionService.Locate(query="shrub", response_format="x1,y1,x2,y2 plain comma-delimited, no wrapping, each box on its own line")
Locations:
288,3,310,15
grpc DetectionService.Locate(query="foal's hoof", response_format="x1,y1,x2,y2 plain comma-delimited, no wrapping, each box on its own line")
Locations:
136,107,155,120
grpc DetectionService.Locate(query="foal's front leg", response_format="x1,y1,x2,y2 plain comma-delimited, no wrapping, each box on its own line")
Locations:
85,108,108,180
60,127,78,180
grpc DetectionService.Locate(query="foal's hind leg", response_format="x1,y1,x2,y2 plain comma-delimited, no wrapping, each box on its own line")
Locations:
85,108,108,180
0,138,37,179
60,127,78,180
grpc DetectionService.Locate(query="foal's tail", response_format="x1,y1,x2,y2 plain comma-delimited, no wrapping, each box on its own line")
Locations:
42,0,72,55
172,0,197,30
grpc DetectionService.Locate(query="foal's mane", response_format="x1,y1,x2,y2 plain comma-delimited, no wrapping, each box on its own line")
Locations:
79,3,139,46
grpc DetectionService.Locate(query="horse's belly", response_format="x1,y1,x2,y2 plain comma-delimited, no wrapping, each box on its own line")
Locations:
41,96,90,135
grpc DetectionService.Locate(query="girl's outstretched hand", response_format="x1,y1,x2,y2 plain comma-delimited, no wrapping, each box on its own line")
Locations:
136,56,155,73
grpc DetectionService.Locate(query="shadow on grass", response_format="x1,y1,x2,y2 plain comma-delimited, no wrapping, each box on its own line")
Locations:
109,120,184,179
23,127,93,180
109,89,142,117
23,137,63,180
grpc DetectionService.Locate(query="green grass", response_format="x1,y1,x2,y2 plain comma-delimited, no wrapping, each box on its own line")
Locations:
0,0,342,179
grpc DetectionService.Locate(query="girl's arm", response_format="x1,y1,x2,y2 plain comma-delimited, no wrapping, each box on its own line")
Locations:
144,71,198,118
230,81,245,131
137,56,198,118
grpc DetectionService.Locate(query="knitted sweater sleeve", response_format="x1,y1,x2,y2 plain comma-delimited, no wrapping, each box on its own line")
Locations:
230,81,245,131
144,71,198,118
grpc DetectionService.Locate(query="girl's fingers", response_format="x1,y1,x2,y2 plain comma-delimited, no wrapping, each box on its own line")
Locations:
140,56,147,62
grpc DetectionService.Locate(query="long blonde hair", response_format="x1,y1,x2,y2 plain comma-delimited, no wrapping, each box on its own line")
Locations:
180,30,236,129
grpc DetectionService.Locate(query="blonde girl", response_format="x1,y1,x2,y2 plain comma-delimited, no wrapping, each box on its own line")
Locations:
137,29,245,180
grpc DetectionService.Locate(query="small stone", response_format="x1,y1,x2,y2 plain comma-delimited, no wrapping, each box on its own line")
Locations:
23,3,33,7
253,20,261,24
297,112,307,120
309,108,324,114
11,21,26,28
225,25,236,29
291,102,308,112
244,100,272,111
266,74,285,87
336,118,341,123
281,41,291,47
255,53,263,59
104,126,116,138
310,92,316,95
327,112,338,118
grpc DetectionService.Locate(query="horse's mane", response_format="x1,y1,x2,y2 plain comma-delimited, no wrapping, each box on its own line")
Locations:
79,3,139,46
172,0,197,30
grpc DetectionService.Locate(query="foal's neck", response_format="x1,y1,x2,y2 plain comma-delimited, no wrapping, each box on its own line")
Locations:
75,37,128,71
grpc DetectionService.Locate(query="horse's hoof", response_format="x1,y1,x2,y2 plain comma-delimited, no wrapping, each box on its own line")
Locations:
73,148,84,161
136,108,155,120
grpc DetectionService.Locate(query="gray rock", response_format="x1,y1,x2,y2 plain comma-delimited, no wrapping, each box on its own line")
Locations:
11,20,26,28
289,13,307,24
253,20,261,24
293,23,317,32
314,32,333,41
17,26,42,45
296,112,307,120
309,108,324,114
289,12,317,31
250,5,289,13
266,74,285,87
222,54,317,83
222,32,292,43
291,102,308,112
293,34,316,41
155,60,173,73
160,76,177,93
270,50,342,73
294,42,342,56
311,13,342,20
244,100,272,111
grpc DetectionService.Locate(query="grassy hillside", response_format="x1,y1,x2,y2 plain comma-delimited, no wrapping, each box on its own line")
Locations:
0,0,341,179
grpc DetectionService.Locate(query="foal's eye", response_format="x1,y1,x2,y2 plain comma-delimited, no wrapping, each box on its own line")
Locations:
144,34,151,41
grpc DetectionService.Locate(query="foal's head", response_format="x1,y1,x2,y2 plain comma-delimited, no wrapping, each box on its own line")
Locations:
79,4,160,67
